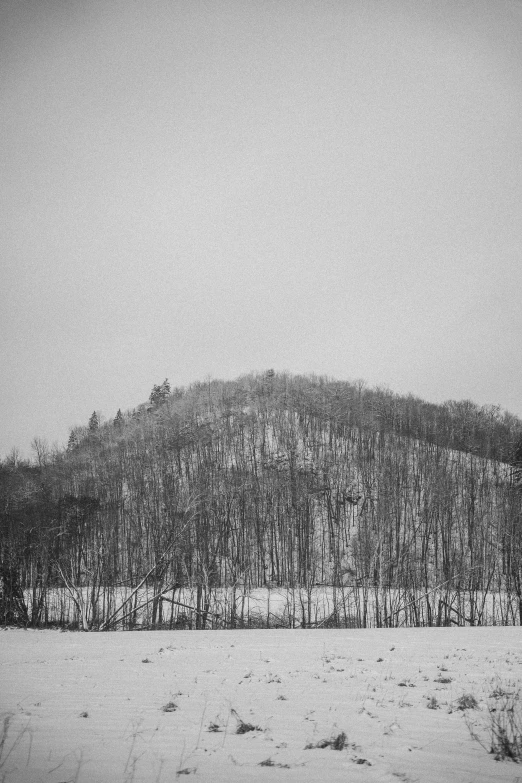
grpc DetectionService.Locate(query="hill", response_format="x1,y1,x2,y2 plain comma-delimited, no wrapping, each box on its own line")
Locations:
1,372,521,629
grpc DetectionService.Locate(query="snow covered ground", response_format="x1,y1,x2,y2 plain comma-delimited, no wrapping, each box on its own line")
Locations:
1,627,521,782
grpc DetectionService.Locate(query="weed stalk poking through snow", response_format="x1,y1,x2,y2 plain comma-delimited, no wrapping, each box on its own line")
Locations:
466,683,522,763
488,691,522,762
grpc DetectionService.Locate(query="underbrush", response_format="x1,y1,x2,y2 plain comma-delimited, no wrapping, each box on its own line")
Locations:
488,690,522,762
466,681,522,763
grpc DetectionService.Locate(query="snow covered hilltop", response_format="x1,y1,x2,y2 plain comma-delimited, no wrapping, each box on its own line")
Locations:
2,371,522,628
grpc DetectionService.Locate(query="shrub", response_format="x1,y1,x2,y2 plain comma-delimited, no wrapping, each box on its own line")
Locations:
466,685,522,762
231,708,261,734
236,719,261,734
305,731,348,750
488,693,522,762
456,694,478,711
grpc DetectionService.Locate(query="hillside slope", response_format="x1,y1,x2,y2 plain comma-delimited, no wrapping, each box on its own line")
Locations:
1,372,521,628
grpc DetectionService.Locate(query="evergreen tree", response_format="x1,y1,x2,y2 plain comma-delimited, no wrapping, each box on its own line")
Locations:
149,379,171,407
67,431,79,451
89,411,100,432
114,409,124,428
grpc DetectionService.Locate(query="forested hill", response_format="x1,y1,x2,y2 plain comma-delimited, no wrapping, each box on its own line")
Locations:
1,371,522,628
72,372,522,464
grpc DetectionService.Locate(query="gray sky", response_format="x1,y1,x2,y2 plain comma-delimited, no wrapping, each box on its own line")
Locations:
2,0,522,458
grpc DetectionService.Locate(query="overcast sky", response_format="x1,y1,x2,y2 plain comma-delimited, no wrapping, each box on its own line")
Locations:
1,0,522,458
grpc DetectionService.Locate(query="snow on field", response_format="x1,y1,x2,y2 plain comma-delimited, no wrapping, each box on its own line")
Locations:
1,627,521,782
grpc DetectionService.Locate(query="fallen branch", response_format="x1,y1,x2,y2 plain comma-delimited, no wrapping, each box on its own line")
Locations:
382,566,483,626
98,561,166,631
160,594,221,620
101,584,180,630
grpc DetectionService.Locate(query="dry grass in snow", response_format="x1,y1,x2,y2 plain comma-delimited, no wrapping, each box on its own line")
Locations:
0,627,521,782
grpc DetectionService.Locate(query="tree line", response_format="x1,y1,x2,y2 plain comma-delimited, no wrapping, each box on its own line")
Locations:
1,371,521,628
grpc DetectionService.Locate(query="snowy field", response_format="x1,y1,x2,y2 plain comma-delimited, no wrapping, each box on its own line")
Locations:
1,627,521,782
